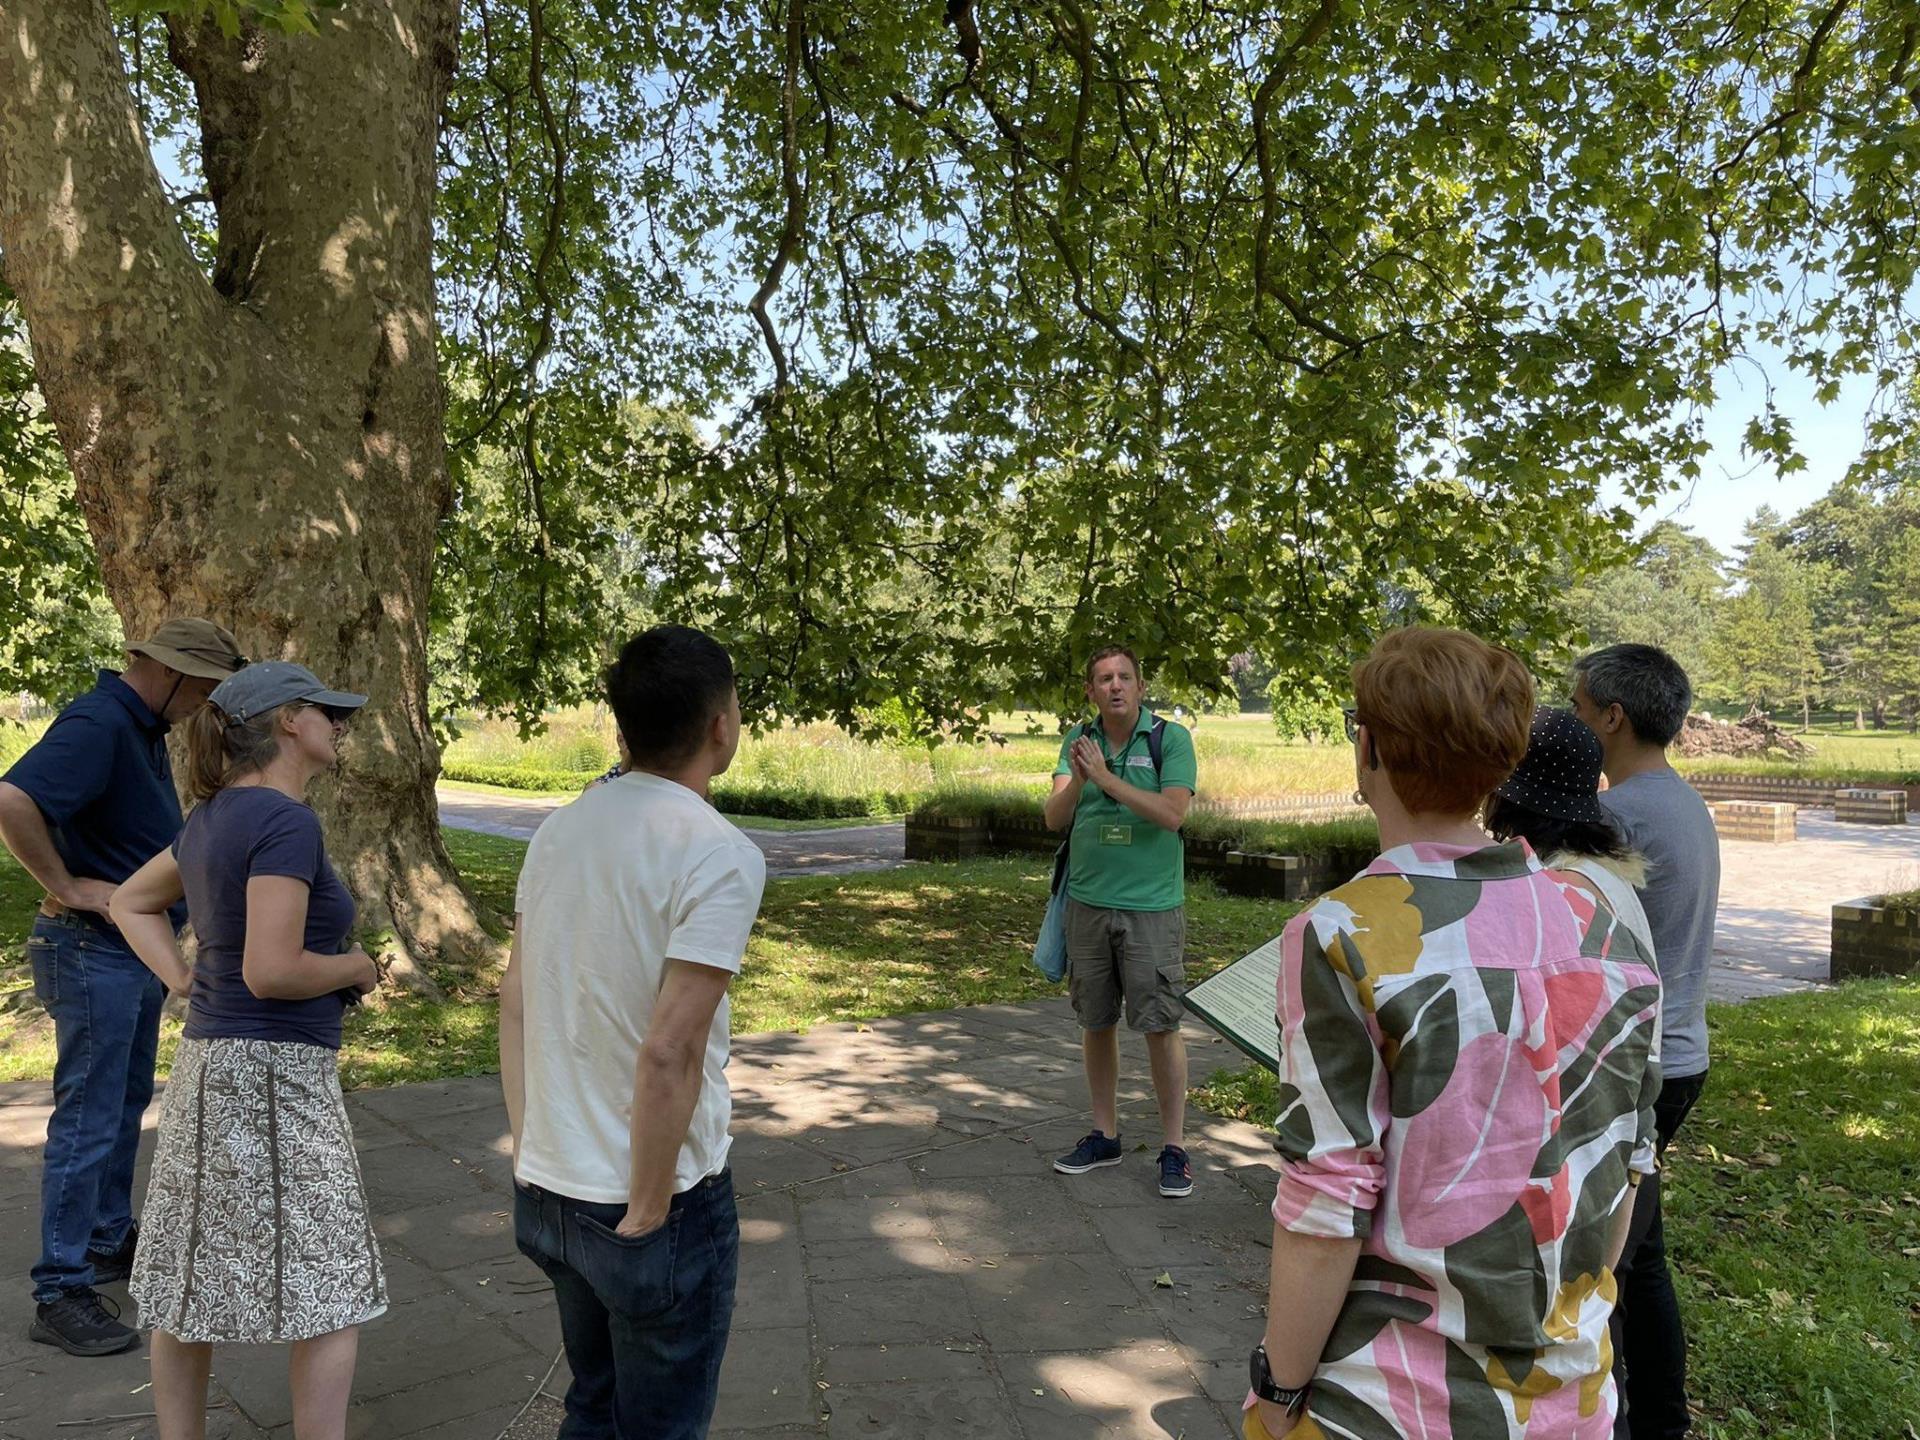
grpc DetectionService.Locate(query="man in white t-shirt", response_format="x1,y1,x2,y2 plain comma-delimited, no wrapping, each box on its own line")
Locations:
500,625,767,1440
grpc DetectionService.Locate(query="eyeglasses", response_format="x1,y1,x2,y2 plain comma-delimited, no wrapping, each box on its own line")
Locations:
312,703,357,725
1342,707,1361,743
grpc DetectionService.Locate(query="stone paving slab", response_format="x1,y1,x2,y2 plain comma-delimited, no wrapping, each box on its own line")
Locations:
0,999,1268,1439
1710,811,1920,999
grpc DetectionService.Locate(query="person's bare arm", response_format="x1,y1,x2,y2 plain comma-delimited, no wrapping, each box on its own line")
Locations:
0,782,115,915
1043,772,1083,832
620,959,734,1236
1105,781,1193,832
1604,1174,1643,1273
499,920,527,1162
1254,1227,1365,1436
1067,735,1192,832
108,847,193,994
241,875,379,1000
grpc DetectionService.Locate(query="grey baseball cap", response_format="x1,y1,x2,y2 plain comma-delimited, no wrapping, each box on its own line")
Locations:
209,661,368,726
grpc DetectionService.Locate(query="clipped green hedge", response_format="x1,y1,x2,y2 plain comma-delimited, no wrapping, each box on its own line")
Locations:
910,786,1380,858
442,761,597,792
441,761,910,819
708,782,909,820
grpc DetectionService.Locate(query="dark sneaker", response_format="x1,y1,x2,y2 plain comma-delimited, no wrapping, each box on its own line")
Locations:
86,1223,138,1286
30,1287,139,1357
1053,1130,1123,1175
1157,1145,1194,1198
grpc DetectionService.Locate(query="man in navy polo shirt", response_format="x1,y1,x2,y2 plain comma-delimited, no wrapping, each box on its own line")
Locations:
0,619,243,1356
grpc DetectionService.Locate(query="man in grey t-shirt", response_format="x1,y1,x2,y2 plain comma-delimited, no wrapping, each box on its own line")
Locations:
1573,643,1717,1440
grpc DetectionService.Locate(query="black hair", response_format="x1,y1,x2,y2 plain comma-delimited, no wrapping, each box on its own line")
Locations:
606,626,736,768
1572,644,1693,747
1484,794,1631,862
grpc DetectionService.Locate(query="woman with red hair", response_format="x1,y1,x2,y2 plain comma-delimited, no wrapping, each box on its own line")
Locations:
1243,627,1661,1440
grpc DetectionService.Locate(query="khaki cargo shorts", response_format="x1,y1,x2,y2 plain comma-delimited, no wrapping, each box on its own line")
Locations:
1063,899,1186,1033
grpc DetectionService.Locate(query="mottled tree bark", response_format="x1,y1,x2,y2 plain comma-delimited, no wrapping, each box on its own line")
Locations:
0,0,491,976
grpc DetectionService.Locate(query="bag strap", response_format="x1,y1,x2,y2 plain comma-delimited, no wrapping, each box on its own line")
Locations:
1146,714,1166,779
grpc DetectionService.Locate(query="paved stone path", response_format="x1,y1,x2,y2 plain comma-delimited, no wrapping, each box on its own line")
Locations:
1708,811,1920,1001
436,788,905,879
0,1000,1277,1439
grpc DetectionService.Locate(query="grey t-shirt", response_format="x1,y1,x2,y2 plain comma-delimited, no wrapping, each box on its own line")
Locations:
1600,769,1719,1079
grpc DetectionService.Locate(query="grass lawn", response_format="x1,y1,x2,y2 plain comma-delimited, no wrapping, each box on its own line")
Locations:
1193,979,1920,1439
0,830,1298,1089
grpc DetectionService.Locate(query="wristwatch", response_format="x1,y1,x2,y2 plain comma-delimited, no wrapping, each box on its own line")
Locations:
1249,1345,1311,1415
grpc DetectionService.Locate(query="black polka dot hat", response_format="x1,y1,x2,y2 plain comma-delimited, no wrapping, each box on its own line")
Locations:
1494,706,1609,824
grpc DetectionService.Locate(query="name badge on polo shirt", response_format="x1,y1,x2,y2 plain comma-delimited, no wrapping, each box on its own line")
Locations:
1099,823,1133,846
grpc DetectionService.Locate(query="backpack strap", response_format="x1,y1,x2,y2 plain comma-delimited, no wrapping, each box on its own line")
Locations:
1146,714,1167,779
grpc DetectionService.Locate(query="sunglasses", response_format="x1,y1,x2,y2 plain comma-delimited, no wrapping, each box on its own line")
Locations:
311,703,357,725
1342,707,1361,743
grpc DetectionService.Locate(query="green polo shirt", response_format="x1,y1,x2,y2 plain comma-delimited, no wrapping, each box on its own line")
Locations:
1053,711,1197,913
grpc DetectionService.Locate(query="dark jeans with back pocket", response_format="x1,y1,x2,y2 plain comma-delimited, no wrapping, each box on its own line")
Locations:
514,1172,739,1440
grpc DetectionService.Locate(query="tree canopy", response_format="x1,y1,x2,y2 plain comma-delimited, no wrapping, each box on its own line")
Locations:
5,0,1919,733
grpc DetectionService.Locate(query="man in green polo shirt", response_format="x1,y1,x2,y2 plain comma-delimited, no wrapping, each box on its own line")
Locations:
1043,645,1199,1198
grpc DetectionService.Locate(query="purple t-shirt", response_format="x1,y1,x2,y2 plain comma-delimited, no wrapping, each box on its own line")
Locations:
176,786,357,1049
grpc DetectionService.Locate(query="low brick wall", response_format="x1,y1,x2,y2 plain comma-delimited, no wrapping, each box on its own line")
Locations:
1708,801,1798,844
1834,789,1910,825
1688,774,1837,807
1831,896,1920,980
1687,773,1920,809
903,814,1370,901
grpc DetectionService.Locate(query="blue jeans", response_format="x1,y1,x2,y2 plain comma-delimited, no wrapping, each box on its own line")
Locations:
514,1172,739,1440
27,913,166,1304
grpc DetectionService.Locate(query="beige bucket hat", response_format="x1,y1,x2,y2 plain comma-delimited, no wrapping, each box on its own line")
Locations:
128,618,247,680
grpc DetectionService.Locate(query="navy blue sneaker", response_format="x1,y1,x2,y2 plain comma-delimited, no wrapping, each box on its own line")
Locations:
1054,1130,1123,1174
1157,1145,1193,1197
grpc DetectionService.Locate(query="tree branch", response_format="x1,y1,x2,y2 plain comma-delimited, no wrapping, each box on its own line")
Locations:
749,0,809,403
1249,0,1367,355
0,0,215,417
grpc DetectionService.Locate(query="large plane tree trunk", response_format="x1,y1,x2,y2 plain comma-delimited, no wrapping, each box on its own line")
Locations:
0,1,493,976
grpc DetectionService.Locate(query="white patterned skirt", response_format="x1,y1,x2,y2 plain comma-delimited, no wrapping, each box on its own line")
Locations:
131,1037,388,1343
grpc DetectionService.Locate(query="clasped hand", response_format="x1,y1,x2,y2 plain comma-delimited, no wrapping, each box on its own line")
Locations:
1068,736,1110,788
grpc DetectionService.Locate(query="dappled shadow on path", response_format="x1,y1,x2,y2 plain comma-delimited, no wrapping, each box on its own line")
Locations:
0,997,1276,1438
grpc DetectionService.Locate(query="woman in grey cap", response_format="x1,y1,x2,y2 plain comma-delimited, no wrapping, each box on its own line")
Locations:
109,662,386,1439
1485,706,1655,955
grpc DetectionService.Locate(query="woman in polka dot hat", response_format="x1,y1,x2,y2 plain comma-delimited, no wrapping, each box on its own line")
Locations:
1486,706,1654,954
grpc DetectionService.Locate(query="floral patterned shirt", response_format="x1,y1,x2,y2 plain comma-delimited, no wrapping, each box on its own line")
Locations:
1268,840,1661,1438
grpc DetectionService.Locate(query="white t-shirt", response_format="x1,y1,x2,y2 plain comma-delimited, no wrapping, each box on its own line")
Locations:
513,771,767,1202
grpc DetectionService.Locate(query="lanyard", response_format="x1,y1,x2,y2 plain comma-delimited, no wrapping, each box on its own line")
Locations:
1092,718,1145,773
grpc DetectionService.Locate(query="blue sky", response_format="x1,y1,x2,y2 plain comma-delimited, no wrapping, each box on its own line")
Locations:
1602,344,1883,558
